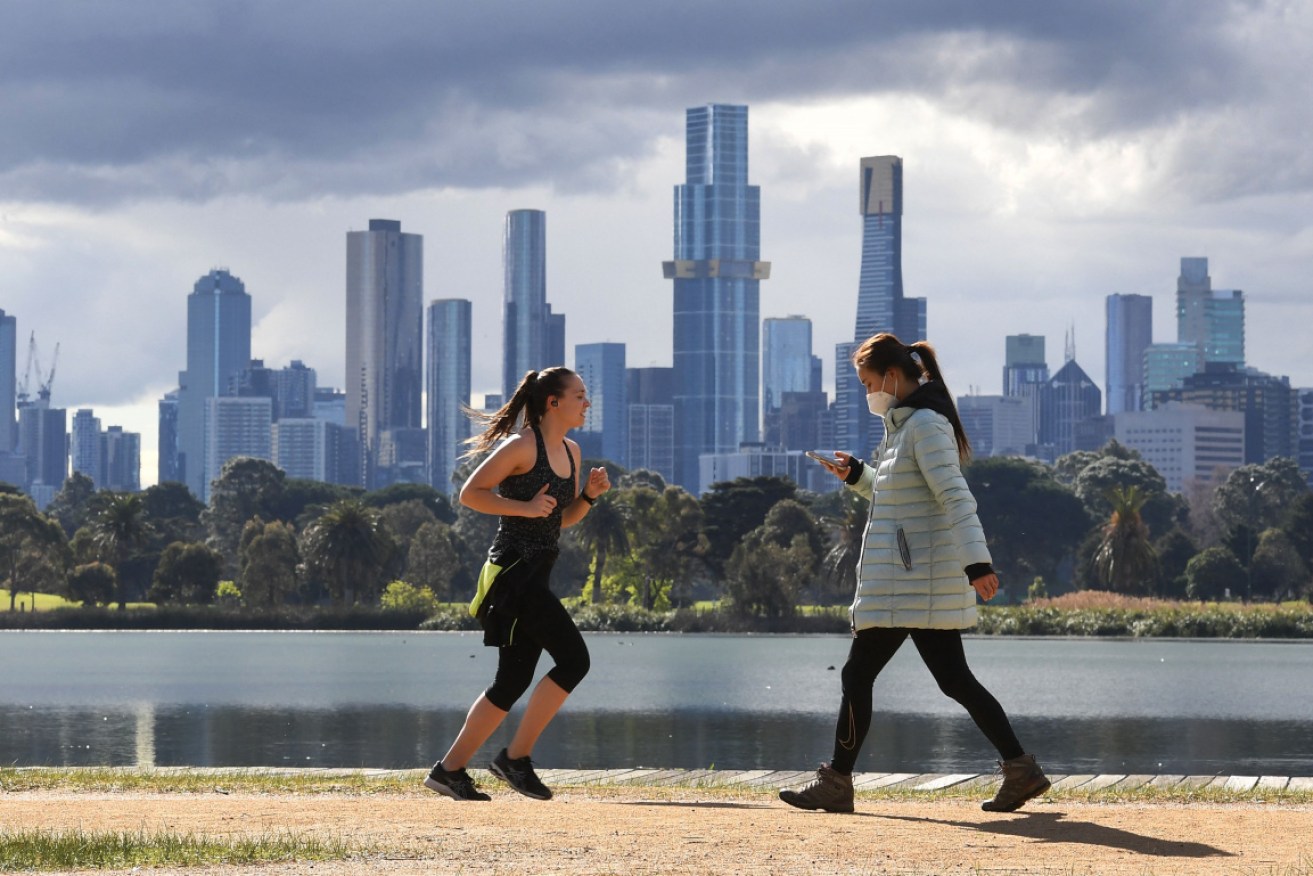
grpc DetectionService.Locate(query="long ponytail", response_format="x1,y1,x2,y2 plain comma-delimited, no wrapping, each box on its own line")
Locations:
852,333,973,462
462,366,575,458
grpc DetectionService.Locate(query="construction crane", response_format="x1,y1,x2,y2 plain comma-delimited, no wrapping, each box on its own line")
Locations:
15,332,58,408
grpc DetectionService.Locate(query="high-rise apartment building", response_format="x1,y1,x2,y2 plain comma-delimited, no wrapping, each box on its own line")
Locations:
0,308,15,453
1298,389,1313,487
346,219,423,489
203,396,272,501
1176,257,1245,366
274,361,316,420
1106,293,1153,414
503,210,567,398
17,405,67,503
176,269,251,499
575,343,627,465
627,367,675,486
664,104,769,493
70,408,103,486
426,299,472,495
274,418,348,484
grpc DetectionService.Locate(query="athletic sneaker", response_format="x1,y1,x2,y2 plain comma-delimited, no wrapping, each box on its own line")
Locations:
423,763,491,801
489,748,553,800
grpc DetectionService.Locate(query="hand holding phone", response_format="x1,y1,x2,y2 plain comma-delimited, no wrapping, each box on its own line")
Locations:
805,450,850,475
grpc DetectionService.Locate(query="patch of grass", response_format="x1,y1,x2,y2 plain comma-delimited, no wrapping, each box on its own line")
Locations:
0,766,422,795
0,827,356,870
0,589,81,612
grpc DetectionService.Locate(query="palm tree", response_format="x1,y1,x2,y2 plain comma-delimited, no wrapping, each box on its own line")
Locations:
1093,485,1158,594
822,491,868,602
86,492,153,610
299,499,396,606
572,495,629,604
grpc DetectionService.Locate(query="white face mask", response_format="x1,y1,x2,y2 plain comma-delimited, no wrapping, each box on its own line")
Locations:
866,373,898,416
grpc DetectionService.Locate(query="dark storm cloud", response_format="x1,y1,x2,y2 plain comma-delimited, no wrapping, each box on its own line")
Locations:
0,0,1293,205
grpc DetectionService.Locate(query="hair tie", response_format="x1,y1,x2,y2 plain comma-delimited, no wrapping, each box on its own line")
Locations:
909,351,922,366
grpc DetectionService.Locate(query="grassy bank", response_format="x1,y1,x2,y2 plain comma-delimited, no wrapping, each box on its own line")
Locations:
0,827,356,871
3,591,1311,637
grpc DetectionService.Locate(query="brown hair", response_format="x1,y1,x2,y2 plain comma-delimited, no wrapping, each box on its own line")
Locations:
851,332,972,462
463,366,577,458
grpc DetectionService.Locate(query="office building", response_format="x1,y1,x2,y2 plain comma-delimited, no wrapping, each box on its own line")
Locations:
313,387,347,427
1106,293,1153,414
1037,359,1102,459
100,426,141,492
776,391,833,453
574,342,627,465
274,361,316,420
626,367,675,485
1152,362,1298,464
1003,334,1049,398
427,299,472,496
177,269,252,499
763,316,816,444
699,444,836,496
0,308,15,453
202,396,272,501
1176,257,1245,366
346,219,423,488
274,418,349,485
17,405,67,502
547,307,566,369
1115,402,1245,493
664,104,769,492
376,427,427,486
958,395,1035,458
1144,343,1205,400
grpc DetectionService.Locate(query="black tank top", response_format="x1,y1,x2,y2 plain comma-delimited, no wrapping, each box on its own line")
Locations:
489,426,577,561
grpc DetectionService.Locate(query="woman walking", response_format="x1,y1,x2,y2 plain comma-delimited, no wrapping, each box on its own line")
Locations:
424,367,610,802
781,333,1049,814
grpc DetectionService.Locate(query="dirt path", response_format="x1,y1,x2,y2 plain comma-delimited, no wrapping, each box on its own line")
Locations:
3,787,1310,875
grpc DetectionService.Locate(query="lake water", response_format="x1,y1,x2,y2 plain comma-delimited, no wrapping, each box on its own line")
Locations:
2,632,1310,775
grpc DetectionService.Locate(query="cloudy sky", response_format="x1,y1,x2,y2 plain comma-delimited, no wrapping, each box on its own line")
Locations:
3,0,1311,485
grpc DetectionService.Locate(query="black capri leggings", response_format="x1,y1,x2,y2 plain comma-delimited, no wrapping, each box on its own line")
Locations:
484,569,590,712
831,627,1024,774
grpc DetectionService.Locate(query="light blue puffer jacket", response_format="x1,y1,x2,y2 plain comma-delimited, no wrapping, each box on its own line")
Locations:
846,401,992,631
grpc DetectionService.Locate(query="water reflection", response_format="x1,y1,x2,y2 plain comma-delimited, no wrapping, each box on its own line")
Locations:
4,704,1309,775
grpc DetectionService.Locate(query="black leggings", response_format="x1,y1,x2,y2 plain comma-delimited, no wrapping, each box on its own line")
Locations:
830,627,1024,774
485,580,590,712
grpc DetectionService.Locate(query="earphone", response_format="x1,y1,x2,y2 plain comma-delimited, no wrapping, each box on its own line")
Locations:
550,400,558,406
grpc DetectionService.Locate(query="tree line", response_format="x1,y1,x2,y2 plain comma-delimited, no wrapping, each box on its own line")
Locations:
2,442,1311,618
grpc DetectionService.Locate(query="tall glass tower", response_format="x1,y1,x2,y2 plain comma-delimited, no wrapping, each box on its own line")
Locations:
346,219,423,488
836,156,925,458
177,269,251,499
1106,293,1153,414
663,104,770,493
427,298,472,496
503,209,551,399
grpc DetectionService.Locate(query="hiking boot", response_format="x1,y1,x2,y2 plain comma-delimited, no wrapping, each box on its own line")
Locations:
489,748,553,800
423,762,491,801
778,763,854,813
981,753,1051,812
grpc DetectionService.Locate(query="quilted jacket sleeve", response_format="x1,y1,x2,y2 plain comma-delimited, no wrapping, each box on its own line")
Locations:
909,413,992,567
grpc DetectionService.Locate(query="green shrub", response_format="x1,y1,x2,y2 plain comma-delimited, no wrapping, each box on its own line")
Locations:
379,581,439,614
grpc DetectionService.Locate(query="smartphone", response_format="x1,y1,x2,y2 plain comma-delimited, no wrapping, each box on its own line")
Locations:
805,450,846,466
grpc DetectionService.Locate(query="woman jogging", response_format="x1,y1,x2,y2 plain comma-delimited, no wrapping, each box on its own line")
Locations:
780,333,1049,814
424,367,610,802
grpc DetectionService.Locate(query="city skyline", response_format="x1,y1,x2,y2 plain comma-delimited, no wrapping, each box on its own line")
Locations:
3,2,1312,487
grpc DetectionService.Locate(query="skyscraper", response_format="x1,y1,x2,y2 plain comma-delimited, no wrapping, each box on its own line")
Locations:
177,269,251,499
627,366,675,485
0,308,15,453
203,396,272,501
100,426,141,492
663,104,770,492
1176,257,1245,366
836,156,924,460
575,342,627,465
763,317,814,415
1105,293,1153,414
346,219,423,488
157,390,179,484
502,210,560,398
427,298,472,495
